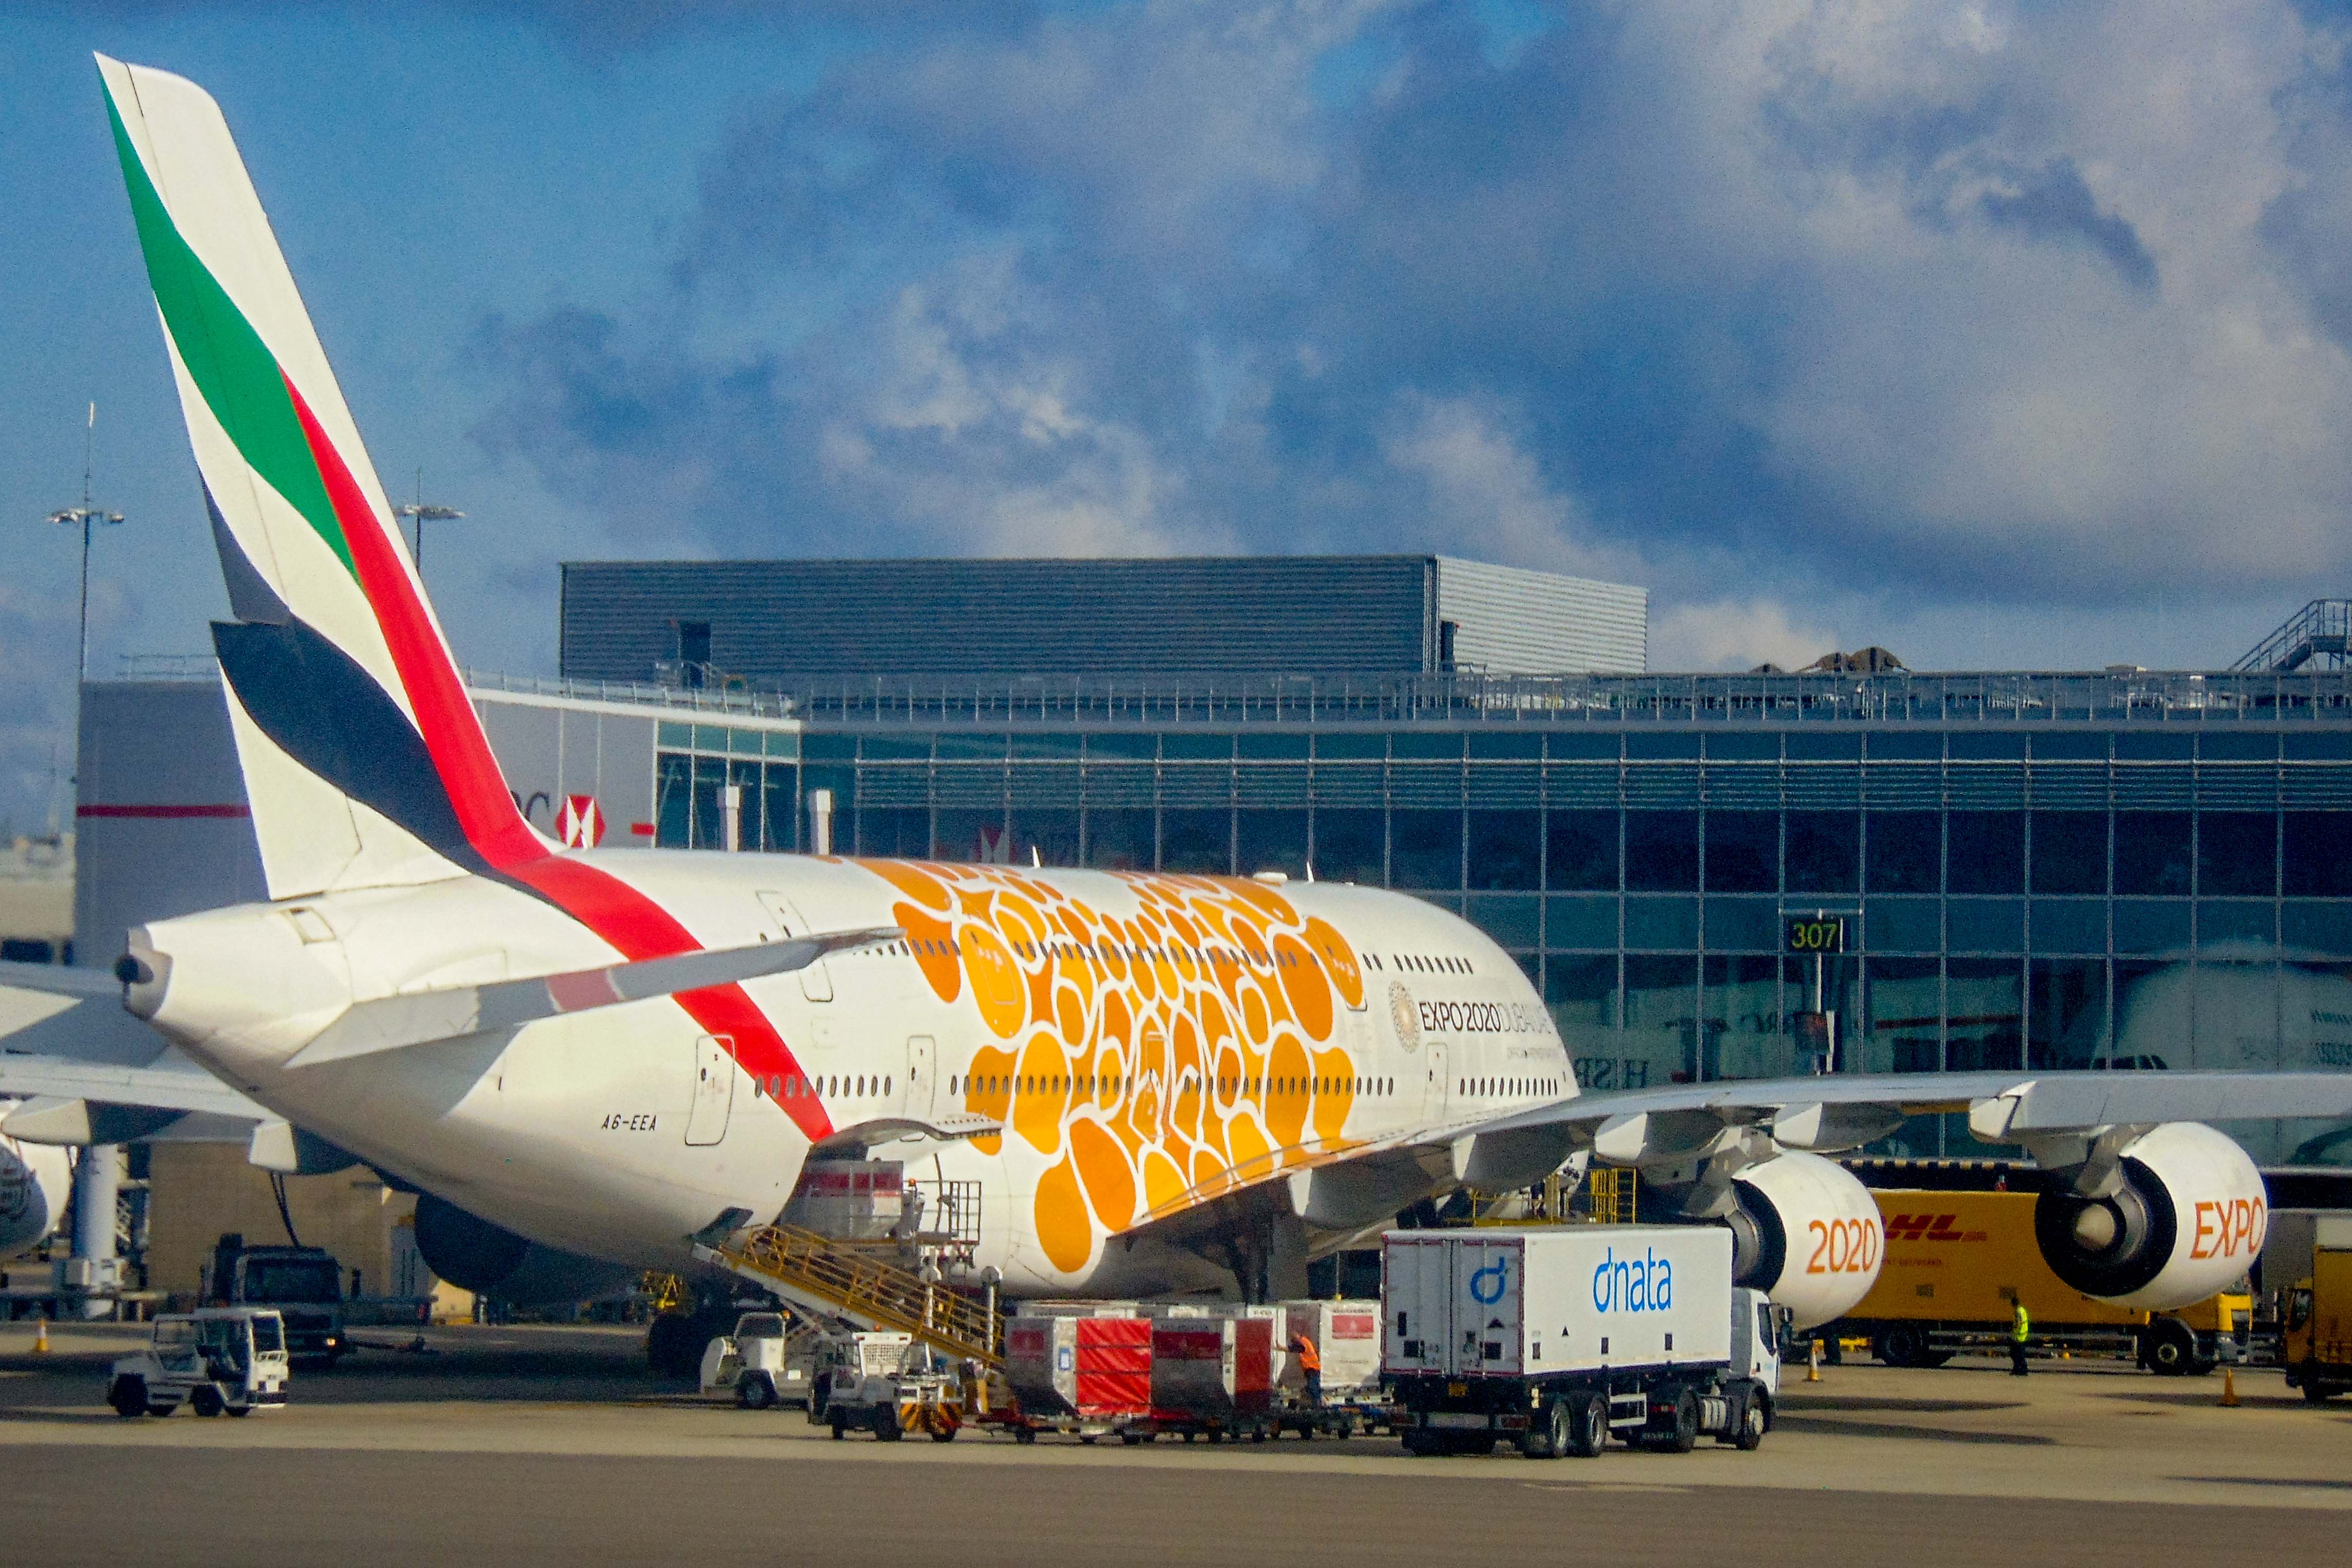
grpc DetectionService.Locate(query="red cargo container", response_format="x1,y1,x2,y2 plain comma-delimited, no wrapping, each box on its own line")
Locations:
1004,1314,1152,1437
1150,1316,1274,1438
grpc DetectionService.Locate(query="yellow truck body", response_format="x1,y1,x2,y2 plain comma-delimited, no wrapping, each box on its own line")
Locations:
2283,1229,2352,1403
1832,1190,2247,1374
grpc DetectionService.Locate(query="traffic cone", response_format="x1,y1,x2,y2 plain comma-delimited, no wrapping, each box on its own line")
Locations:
32,1317,49,1354
2221,1367,2241,1407
1807,1338,1822,1383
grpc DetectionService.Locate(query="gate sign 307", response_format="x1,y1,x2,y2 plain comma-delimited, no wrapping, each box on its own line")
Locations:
1785,915,1848,954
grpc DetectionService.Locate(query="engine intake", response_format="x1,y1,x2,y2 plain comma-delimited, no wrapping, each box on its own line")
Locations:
2033,1122,2265,1309
1727,1151,1884,1329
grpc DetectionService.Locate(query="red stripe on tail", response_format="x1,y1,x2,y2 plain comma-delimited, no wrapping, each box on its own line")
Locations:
283,376,831,1141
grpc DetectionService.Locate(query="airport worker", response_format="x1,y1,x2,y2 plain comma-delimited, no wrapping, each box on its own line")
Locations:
1290,1330,1322,1406
2010,1299,2031,1377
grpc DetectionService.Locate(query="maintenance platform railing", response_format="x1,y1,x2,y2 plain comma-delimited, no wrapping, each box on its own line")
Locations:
693,1223,1005,1368
2234,600,2352,673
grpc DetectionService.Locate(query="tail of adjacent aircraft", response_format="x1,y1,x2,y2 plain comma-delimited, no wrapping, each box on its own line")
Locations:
98,56,547,898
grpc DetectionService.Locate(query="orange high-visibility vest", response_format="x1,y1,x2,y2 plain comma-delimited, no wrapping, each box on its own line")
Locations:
1292,1334,1321,1372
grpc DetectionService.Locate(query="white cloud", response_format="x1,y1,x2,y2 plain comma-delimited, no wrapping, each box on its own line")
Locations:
1653,597,1842,673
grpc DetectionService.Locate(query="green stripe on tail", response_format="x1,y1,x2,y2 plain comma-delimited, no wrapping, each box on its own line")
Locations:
104,89,353,578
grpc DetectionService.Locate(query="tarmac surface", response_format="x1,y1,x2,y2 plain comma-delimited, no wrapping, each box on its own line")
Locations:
4,1318,2348,1566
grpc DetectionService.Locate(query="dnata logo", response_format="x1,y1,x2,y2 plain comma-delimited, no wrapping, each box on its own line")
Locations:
1469,1256,1509,1305
1592,1245,1674,1313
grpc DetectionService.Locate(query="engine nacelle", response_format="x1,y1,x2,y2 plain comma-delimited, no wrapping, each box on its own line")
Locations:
2033,1122,2266,1310
1,1121,72,1257
1726,1151,1884,1329
412,1194,639,1306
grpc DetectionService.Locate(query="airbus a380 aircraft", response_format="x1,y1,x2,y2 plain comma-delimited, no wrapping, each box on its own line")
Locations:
7,56,2352,1338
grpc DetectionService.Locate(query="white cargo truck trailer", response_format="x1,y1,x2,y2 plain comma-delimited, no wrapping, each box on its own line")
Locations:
1383,1227,1786,1459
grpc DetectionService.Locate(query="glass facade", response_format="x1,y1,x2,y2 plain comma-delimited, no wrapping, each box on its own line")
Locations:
649,720,2352,1163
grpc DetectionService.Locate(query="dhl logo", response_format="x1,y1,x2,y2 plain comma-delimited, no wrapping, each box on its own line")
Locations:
2190,1197,2265,1261
1883,1213,1967,1244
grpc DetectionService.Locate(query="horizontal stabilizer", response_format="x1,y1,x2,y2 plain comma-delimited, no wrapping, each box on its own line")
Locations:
286,926,903,1068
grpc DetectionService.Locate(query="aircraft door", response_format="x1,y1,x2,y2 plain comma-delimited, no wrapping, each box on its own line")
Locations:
907,1035,935,1116
1424,1039,1448,1123
754,891,834,1002
685,1034,735,1146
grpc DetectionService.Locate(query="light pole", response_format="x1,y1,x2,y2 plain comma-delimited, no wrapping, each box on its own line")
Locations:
392,471,463,591
43,401,123,1317
46,404,123,705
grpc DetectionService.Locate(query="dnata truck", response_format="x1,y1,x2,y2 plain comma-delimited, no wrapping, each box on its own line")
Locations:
1829,1191,2247,1374
1383,1226,1785,1459
2282,1215,2352,1404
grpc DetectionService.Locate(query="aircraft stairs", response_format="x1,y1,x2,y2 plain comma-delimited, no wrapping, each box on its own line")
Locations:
692,1223,1007,1368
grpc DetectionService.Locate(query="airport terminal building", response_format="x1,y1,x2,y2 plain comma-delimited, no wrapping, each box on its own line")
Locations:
78,560,2352,1167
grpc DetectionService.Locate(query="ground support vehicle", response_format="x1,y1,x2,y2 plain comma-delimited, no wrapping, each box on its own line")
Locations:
700,1311,818,1409
107,1308,289,1418
209,1236,348,1366
2283,1217,2352,1403
1002,1307,1152,1443
807,1331,965,1441
1828,1192,2248,1375
1383,1227,1782,1460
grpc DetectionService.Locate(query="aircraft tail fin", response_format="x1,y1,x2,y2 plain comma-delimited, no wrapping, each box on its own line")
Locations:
98,56,546,897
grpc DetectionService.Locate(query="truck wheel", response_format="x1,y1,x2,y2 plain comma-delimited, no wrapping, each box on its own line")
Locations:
2143,1319,2197,1377
1730,1392,1768,1451
1401,1430,1444,1457
1566,1393,1608,1458
1527,1400,1571,1460
1014,1423,1038,1444
190,1385,226,1419
737,1373,776,1410
931,1424,958,1443
2304,1379,2340,1405
873,1409,903,1442
1656,1388,1699,1454
1876,1325,1925,1368
108,1377,148,1419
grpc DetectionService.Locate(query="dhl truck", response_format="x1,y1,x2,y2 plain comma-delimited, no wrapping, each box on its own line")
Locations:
1827,1190,2248,1375
2282,1216,2352,1404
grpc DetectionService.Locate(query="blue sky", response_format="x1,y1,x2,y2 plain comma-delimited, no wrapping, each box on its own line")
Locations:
6,2,2352,831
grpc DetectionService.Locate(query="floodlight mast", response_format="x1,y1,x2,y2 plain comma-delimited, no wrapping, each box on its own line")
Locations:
392,469,464,591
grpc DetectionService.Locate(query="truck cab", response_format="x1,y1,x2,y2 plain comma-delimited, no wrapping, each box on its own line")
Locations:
2283,1235,2351,1404
108,1308,289,1418
212,1235,347,1366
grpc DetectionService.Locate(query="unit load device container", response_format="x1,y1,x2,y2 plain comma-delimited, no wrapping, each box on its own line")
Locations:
1383,1226,1785,1459
1004,1309,1153,1438
1148,1313,1274,1440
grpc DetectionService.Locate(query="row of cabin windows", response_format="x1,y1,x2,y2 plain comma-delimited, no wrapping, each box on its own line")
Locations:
949,1072,1398,1098
1372,952,1474,976
1458,1077,1561,1098
752,1074,890,1099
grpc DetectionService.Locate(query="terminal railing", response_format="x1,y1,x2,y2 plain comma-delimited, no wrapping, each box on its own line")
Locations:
109,654,2352,729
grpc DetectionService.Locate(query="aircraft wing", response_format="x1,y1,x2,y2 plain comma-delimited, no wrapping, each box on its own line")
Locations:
0,1048,270,1142
1469,1068,2352,1159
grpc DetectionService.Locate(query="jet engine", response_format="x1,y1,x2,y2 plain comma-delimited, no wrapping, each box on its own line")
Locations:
0,1120,72,1257
1724,1151,1884,1329
412,1194,639,1306
2033,1121,2266,1310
